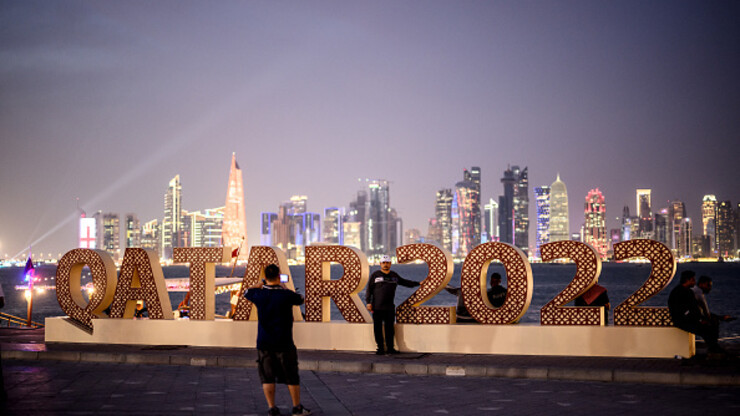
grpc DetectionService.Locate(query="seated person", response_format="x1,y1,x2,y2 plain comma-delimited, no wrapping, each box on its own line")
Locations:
487,273,507,308
668,270,722,353
693,275,735,327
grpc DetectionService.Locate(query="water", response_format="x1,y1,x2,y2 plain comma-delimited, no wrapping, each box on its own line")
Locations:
2,262,739,343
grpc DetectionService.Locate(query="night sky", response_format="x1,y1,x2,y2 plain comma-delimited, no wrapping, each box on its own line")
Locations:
1,1,738,259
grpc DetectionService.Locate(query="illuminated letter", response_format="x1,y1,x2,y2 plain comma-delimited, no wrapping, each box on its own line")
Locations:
55,249,117,331
613,240,676,326
395,244,455,324
461,242,532,324
173,247,231,320
109,248,173,319
304,245,371,322
540,241,604,325
232,246,301,321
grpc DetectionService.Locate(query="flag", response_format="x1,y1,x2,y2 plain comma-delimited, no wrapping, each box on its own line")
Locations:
232,247,239,258
23,256,35,281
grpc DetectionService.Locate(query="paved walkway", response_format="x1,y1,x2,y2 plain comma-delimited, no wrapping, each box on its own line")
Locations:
1,327,740,414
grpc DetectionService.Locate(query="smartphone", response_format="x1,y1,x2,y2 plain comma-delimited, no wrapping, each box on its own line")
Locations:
280,274,289,283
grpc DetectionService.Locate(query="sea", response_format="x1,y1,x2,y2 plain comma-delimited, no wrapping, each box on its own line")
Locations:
1,262,739,344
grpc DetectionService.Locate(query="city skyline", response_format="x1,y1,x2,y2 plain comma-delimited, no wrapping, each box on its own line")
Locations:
1,1,738,257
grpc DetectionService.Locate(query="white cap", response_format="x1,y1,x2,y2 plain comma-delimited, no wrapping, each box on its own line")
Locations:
380,255,391,263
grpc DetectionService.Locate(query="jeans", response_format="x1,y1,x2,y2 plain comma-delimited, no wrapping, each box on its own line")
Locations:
372,309,396,351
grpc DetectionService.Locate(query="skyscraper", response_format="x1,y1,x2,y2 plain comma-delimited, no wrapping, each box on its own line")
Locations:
621,205,632,241
701,195,718,257
549,174,569,243
222,153,247,254
668,200,686,256
464,166,482,245
365,180,390,256
717,200,736,259
636,189,653,238
435,189,453,251
534,186,550,259
498,167,516,245
261,212,278,246
124,213,141,248
483,198,498,243
322,207,343,244
512,166,529,255
140,219,160,252
452,179,477,257
94,211,120,260
654,208,669,247
344,190,367,251
584,189,607,259
163,174,182,260
78,210,96,249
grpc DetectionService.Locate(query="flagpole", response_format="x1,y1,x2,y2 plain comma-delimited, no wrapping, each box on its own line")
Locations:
26,247,34,327
228,236,245,278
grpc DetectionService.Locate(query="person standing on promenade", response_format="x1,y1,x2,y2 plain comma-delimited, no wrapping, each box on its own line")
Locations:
366,255,420,355
668,270,722,353
486,272,507,308
244,264,311,416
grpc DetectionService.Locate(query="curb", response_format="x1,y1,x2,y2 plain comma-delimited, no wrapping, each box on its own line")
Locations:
3,349,739,387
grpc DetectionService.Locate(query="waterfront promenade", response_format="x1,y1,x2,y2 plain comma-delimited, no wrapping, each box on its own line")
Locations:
2,327,739,415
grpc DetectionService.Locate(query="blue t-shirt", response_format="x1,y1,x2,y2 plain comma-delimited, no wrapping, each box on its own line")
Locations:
245,285,304,351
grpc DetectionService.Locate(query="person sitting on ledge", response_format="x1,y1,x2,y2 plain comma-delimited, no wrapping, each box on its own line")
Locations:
487,272,507,308
668,270,723,353
693,275,735,335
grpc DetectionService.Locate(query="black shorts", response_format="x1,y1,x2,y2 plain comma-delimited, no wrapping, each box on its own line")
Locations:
257,348,300,385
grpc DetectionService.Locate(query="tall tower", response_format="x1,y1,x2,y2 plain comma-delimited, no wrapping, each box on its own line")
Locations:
498,167,516,245
322,207,343,244
124,213,141,248
717,200,736,258
366,180,390,256
534,186,551,259
512,166,529,255
701,195,718,256
483,198,499,243
549,174,569,242
636,189,653,238
163,174,182,260
435,189,453,251
464,167,482,245
222,153,247,255
452,179,476,257
584,189,607,259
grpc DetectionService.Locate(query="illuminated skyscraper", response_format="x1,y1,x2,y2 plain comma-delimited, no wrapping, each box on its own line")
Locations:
140,219,160,252
94,211,120,261
483,198,498,243
464,167,482,245
549,174,569,243
584,189,607,259
323,207,343,244
366,180,390,256
654,208,669,246
183,207,223,248
452,178,477,257
79,210,96,249
124,213,141,248
534,186,550,259
261,212,277,246
435,189,453,251
163,174,182,260
512,166,529,255
678,217,693,259
701,195,718,256
717,200,736,258
636,189,653,238
498,167,516,245
668,200,686,256
621,205,632,241
222,153,247,255
344,190,367,251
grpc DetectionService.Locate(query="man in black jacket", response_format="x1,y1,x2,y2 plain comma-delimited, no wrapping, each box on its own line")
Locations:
365,255,420,355
668,270,722,353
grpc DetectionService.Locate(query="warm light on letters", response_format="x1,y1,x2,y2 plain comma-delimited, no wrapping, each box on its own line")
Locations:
395,244,455,324
109,248,172,320
55,249,117,330
173,247,231,320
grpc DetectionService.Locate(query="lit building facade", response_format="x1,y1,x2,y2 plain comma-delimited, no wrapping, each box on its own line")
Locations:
717,200,736,259
668,200,686,256
483,198,498,243
701,195,717,257
222,153,248,253
322,207,343,244
183,208,223,248
636,189,653,238
549,174,569,243
140,219,160,252
435,189,453,251
654,208,669,247
452,178,477,257
124,213,141,248
79,211,96,249
162,174,183,260
498,167,516,245
621,205,632,241
534,186,550,259
584,189,607,259
260,212,278,246
512,166,529,255
366,180,390,256
94,211,120,261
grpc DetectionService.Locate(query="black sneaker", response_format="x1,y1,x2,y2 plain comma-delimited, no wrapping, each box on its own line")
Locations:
268,406,281,416
375,348,385,355
387,348,400,354
292,404,312,415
